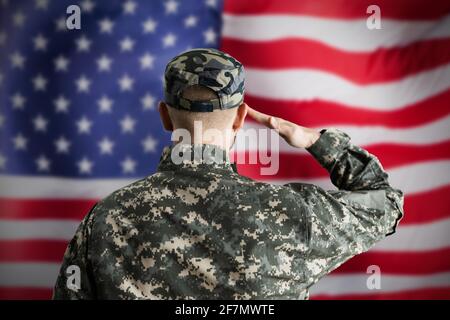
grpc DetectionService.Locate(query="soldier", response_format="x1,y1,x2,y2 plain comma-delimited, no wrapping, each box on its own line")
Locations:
53,48,404,299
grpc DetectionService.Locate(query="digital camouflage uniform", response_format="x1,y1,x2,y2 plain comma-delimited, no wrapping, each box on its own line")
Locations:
53,49,404,300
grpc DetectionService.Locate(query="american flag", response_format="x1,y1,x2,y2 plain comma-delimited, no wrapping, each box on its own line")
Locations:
0,0,449,299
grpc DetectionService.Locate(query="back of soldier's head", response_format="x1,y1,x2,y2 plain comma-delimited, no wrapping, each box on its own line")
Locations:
162,48,245,132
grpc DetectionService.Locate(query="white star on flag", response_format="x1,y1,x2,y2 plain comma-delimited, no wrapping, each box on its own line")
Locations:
118,74,134,91
142,18,157,33
120,115,136,133
35,155,51,172
35,0,49,10
10,51,26,69
54,55,70,72
76,35,92,52
97,95,114,113
54,16,67,32
165,0,179,14
33,34,48,51
54,95,70,113
54,136,71,154
139,53,155,70
123,0,137,15
11,92,26,110
141,93,156,110
99,18,115,34
142,135,158,153
97,54,113,72
32,74,48,91
77,157,94,174
121,156,137,174
120,36,135,52
75,75,92,93
33,114,49,132
80,0,95,13
184,15,198,28
98,137,115,155
12,133,28,150
203,28,217,44
13,11,26,27
162,33,177,47
76,116,93,134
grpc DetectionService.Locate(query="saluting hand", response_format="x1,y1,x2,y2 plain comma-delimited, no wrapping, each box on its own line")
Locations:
245,104,321,149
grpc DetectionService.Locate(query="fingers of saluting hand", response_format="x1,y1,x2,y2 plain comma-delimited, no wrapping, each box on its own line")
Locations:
244,103,320,149
246,105,280,131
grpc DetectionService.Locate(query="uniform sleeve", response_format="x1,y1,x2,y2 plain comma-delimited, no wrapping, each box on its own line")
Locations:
52,205,97,300
286,128,404,289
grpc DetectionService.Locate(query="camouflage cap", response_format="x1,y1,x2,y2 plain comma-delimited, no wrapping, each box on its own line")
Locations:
164,48,245,112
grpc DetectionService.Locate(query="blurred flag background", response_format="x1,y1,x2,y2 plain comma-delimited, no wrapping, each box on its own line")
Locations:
0,0,449,299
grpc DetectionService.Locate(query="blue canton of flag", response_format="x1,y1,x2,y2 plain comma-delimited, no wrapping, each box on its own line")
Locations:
0,0,223,178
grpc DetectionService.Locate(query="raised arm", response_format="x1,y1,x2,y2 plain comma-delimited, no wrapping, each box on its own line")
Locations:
246,105,404,289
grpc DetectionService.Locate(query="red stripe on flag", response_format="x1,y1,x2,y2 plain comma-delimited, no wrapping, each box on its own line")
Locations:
1,240,449,275
0,198,96,220
243,90,450,128
222,38,450,84
235,142,450,180
224,0,450,20
0,186,447,231
311,287,450,300
333,248,450,275
235,171,450,225
0,240,68,262
367,142,450,168
401,186,450,225
0,287,53,300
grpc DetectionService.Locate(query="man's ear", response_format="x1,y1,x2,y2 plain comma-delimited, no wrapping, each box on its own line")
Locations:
232,102,248,131
159,101,174,131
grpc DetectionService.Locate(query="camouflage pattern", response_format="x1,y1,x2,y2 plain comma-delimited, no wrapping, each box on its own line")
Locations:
53,129,404,299
164,48,245,112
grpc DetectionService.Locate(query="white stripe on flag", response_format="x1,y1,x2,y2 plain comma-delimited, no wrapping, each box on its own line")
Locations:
266,160,450,195
1,262,449,295
0,220,79,240
372,218,450,252
1,217,450,252
0,175,135,199
223,14,450,52
244,64,450,109
239,116,450,153
310,272,450,296
0,160,449,198
0,263,60,288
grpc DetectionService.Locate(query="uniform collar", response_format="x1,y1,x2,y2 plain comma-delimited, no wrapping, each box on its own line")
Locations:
157,143,238,173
